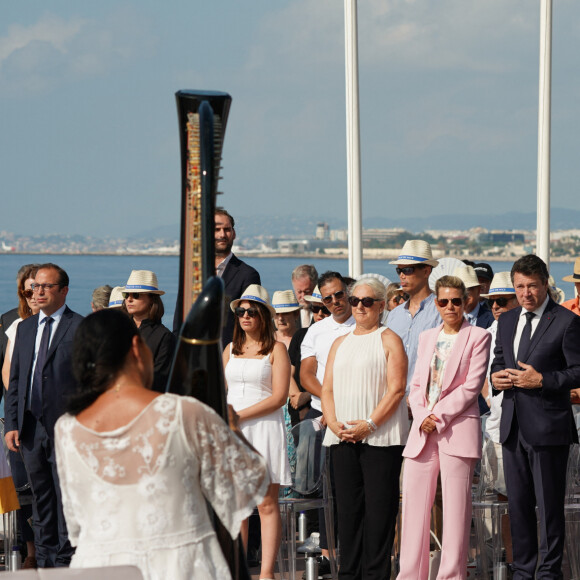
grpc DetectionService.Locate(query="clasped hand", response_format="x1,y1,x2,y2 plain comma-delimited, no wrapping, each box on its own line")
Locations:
420,414,439,434
332,420,371,443
492,362,542,390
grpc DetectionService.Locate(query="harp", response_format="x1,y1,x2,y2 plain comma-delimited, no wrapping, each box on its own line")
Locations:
168,91,251,580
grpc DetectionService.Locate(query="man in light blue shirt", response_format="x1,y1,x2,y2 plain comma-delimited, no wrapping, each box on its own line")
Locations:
386,240,442,393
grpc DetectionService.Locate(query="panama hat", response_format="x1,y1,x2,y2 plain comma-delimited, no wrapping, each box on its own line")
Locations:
453,265,481,289
480,272,515,298
108,286,125,308
389,240,439,268
123,270,165,295
304,286,323,304
272,290,300,313
562,257,580,283
230,284,276,318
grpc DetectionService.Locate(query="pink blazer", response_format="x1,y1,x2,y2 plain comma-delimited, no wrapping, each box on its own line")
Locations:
403,320,491,460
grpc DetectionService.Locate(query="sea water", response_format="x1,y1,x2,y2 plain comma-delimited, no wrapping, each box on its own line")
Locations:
0,254,576,326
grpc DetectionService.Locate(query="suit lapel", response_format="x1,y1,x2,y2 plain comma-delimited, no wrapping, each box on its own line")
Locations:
525,299,556,360
45,307,72,364
441,321,471,392
420,327,441,401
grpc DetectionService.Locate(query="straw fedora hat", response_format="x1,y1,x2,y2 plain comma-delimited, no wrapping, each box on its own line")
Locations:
562,257,580,283
230,284,276,318
304,286,323,304
108,286,125,308
453,265,480,289
389,240,439,268
480,272,515,298
123,270,165,295
272,290,300,313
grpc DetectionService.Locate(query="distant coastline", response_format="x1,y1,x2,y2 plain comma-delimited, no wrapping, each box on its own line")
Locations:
0,250,575,263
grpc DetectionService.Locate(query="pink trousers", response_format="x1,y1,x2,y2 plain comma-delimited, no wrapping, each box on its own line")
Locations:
397,433,476,580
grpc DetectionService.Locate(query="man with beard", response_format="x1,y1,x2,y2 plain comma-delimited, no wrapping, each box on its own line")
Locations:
214,209,261,346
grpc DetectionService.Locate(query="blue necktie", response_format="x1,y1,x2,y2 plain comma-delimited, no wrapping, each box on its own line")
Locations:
516,312,535,368
30,317,54,419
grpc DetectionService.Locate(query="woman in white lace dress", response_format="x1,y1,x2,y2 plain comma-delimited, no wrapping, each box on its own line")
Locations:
223,284,292,580
54,309,269,580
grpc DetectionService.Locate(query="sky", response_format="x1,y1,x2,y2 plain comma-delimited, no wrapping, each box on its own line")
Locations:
1,1,579,238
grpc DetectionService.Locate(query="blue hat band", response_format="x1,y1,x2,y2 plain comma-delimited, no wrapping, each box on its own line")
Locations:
273,302,299,309
398,255,428,262
109,299,124,306
241,294,268,306
489,287,515,294
312,292,322,299
125,284,159,291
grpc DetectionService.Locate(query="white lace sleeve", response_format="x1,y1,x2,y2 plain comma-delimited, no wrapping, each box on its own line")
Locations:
181,397,270,539
54,415,81,547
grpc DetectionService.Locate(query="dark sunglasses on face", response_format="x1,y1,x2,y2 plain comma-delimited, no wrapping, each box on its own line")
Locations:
392,294,406,304
31,283,59,292
21,289,34,299
310,304,330,315
321,290,345,305
396,265,424,276
122,292,146,300
488,297,514,307
235,307,259,318
348,296,380,308
437,298,463,307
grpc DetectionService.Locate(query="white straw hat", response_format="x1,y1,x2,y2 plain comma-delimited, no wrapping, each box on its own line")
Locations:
549,276,565,305
272,290,301,313
108,286,125,308
123,270,165,295
230,284,276,318
562,257,580,283
304,286,323,304
453,265,481,289
389,240,439,268
480,272,515,298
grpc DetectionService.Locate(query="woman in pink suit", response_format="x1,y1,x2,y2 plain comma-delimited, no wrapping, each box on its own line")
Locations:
397,275,491,580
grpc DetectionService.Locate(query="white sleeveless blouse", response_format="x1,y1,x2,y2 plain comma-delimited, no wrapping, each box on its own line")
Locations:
323,327,409,447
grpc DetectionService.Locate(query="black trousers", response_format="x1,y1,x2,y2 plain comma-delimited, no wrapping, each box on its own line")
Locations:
20,413,73,568
503,412,569,580
331,442,404,580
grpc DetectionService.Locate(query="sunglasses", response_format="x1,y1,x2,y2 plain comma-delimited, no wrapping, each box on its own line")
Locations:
488,297,514,307
348,296,380,308
21,289,34,299
122,292,147,300
310,304,330,315
392,294,406,304
321,290,345,305
235,307,259,318
437,298,463,307
396,265,424,276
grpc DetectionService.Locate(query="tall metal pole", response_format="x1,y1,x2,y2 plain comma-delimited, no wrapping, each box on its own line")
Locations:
344,0,363,277
536,0,552,269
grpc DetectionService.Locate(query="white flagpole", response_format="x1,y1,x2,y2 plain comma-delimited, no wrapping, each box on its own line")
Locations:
344,0,363,278
536,0,552,269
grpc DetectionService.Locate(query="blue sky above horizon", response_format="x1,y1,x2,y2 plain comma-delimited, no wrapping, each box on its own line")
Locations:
1,1,579,237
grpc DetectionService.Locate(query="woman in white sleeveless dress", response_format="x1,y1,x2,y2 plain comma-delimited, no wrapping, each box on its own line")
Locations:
54,309,269,580
321,278,409,580
223,284,292,580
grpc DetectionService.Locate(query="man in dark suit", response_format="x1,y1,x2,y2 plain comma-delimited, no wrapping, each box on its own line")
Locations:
5,263,83,568
491,254,580,579
214,209,260,346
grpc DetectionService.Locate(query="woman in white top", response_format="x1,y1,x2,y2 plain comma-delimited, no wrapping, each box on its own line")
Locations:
321,278,408,580
55,308,269,580
223,284,291,580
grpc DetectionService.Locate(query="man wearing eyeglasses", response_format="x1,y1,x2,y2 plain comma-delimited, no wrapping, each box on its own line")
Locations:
386,240,442,395
4,263,83,568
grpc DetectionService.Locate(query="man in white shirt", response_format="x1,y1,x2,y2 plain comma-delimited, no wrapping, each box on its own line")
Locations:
301,272,354,418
